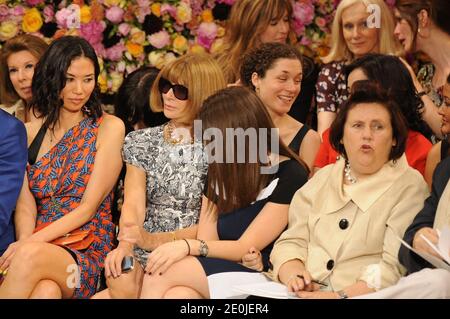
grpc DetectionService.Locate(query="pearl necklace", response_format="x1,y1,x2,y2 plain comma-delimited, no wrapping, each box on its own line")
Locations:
344,161,357,184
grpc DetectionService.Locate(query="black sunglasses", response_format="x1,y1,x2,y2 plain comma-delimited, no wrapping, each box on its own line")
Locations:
158,77,189,101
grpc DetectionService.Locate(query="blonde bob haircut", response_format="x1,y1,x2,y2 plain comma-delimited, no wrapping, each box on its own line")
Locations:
150,53,226,124
322,0,403,64
215,0,295,83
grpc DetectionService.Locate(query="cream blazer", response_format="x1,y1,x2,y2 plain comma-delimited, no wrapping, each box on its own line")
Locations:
269,155,429,291
434,178,450,230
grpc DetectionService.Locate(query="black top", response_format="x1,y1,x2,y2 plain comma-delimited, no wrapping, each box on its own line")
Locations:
28,125,46,165
288,124,310,154
398,156,450,273
215,160,308,270
441,139,450,161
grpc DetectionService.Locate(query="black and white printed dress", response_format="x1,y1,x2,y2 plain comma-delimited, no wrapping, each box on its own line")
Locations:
122,124,207,267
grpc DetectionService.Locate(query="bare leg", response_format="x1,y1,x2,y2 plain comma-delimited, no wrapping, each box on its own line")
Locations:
103,262,144,299
163,286,204,299
0,242,76,298
91,288,111,299
30,280,62,299
140,256,209,299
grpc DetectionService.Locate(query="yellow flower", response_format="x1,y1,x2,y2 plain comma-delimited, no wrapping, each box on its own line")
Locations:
129,27,146,45
148,51,165,69
110,71,123,93
103,0,121,7
172,35,188,54
189,44,206,54
98,70,108,94
151,3,161,17
98,57,104,72
80,5,92,24
210,38,224,54
217,26,225,38
201,10,213,23
126,41,144,58
22,8,43,33
0,21,19,42
176,2,192,24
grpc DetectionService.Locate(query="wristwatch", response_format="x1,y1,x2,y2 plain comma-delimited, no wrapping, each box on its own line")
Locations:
337,290,348,299
198,239,209,257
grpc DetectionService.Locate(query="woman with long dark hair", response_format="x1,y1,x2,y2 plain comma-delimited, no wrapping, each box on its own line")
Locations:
0,36,124,298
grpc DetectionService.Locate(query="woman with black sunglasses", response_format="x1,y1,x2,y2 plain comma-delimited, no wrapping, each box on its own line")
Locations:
92,53,226,299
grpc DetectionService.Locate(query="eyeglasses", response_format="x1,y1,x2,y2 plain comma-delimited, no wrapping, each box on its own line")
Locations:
158,77,189,101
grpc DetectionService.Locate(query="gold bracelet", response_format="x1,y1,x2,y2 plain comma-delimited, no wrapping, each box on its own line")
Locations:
170,231,177,241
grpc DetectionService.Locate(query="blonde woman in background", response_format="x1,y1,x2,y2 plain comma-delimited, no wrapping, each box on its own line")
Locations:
316,0,403,137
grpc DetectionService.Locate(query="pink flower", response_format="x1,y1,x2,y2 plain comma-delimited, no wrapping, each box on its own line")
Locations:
293,2,315,26
106,43,126,61
315,17,327,28
148,30,170,49
136,0,151,23
161,4,177,18
118,23,130,36
25,0,45,6
43,5,54,23
55,4,81,29
197,22,218,50
292,19,306,37
12,6,25,17
80,20,105,45
0,5,9,22
92,42,106,59
105,6,124,24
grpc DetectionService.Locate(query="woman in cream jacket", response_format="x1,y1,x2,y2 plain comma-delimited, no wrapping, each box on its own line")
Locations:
269,81,430,298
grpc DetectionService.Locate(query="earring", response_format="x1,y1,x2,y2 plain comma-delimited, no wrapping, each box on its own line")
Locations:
82,104,91,115
255,87,260,94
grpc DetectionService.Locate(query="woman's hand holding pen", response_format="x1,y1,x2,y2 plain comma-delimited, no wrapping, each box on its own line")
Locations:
286,270,318,292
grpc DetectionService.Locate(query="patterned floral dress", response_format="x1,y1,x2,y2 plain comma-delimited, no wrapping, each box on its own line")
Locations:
316,61,349,114
122,124,207,267
27,116,114,299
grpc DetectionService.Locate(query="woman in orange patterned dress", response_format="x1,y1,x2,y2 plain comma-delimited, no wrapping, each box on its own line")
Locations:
0,36,124,299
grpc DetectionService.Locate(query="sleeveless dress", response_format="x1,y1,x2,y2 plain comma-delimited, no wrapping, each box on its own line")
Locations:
27,117,114,299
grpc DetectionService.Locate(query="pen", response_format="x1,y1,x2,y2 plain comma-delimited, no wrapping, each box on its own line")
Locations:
297,274,328,287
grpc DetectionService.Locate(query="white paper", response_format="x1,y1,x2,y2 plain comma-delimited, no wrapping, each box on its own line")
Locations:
233,280,300,299
437,226,450,264
398,229,450,271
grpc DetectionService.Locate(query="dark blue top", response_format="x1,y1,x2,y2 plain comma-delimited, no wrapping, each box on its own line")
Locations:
399,156,450,274
0,110,27,255
199,159,308,275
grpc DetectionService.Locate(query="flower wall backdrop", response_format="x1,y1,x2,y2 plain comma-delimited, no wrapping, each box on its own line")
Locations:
0,0,392,96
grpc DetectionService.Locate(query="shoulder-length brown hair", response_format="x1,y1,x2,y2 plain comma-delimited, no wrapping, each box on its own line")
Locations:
329,80,408,161
199,86,308,214
0,34,48,106
214,0,295,83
